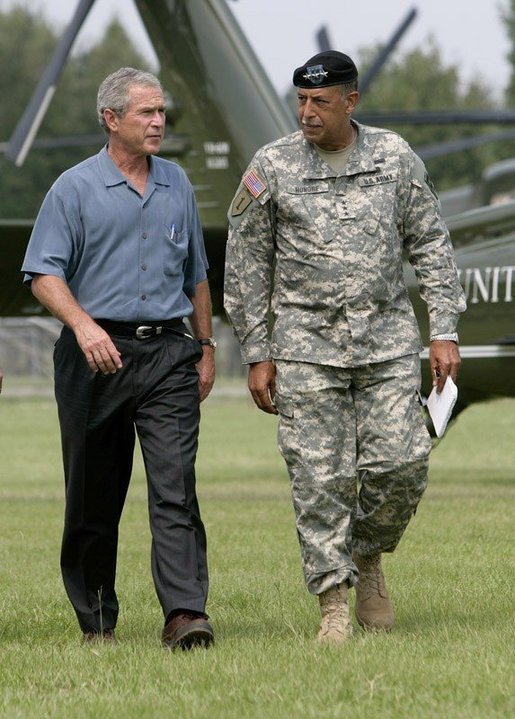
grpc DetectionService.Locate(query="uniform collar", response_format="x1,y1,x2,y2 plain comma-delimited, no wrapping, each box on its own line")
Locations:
301,121,379,178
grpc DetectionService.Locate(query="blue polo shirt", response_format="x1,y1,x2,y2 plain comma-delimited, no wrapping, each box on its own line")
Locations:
22,146,208,321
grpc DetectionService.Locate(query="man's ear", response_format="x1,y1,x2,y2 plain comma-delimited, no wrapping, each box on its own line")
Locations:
346,90,360,114
103,108,118,132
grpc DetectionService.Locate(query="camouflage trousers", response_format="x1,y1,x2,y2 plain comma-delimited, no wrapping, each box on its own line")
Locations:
274,354,432,595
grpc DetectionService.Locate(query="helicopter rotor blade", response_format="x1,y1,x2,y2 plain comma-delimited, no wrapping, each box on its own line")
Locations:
357,109,515,125
4,0,96,167
315,9,417,96
417,128,515,160
316,25,332,53
359,7,417,95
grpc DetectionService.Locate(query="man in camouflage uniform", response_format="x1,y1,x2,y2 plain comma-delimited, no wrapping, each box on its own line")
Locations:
224,51,465,643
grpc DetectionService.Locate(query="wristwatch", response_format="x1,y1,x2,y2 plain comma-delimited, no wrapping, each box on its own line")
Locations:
198,337,217,349
429,332,459,343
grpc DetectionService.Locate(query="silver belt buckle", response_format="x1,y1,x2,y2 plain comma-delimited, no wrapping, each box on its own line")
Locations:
135,325,152,339
135,325,163,339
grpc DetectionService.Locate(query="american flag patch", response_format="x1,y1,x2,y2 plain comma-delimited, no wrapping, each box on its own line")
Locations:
243,169,267,199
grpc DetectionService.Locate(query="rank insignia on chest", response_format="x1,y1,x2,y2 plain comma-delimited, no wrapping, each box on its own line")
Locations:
243,169,267,199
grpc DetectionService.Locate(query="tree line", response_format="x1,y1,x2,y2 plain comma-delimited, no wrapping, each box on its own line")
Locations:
1,2,514,220
0,7,151,219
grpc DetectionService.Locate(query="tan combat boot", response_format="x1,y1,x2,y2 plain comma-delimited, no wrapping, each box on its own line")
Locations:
353,552,395,631
317,583,353,644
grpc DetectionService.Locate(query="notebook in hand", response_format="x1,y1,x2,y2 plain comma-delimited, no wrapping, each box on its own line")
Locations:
426,376,458,438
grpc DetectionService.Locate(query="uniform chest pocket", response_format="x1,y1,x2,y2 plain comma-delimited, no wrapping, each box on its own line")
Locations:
163,225,189,276
336,175,398,240
356,175,398,218
279,186,335,247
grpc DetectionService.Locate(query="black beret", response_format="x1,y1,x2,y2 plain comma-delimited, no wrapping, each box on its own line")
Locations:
293,51,358,88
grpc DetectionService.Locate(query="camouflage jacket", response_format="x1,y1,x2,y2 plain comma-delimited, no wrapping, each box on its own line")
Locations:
224,123,466,366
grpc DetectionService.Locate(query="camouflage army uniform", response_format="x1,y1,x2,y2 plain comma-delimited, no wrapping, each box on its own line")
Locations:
224,123,466,594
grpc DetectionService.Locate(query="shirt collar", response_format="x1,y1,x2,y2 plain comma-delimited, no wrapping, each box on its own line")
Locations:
148,154,171,187
97,145,171,187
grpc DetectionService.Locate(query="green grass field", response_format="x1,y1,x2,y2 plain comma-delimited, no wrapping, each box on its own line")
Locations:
0,389,513,719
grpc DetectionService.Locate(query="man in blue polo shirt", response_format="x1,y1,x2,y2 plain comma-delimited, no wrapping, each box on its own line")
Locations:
22,67,215,650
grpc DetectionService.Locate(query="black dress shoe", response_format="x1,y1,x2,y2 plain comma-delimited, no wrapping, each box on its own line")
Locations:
162,612,214,650
83,628,116,643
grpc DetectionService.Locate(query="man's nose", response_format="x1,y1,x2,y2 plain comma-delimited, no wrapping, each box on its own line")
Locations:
302,98,316,117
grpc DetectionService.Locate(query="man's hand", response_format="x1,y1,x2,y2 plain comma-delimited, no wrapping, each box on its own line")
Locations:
196,346,215,401
248,360,278,414
429,340,461,393
75,321,123,375
30,275,122,375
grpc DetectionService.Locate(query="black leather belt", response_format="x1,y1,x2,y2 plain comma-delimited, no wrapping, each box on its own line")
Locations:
95,318,189,340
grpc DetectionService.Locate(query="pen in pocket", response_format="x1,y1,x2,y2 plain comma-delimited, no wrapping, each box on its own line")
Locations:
170,223,175,240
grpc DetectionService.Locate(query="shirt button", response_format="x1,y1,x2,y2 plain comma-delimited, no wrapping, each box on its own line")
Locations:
141,264,147,271
142,232,148,239
141,294,147,301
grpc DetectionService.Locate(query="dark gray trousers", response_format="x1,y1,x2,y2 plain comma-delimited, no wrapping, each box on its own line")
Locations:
54,325,208,633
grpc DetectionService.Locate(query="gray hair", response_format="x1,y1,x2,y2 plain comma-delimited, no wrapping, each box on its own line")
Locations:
97,67,163,132
339,80,359,95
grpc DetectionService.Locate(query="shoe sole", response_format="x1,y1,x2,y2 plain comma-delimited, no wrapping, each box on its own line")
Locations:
163,625,214,651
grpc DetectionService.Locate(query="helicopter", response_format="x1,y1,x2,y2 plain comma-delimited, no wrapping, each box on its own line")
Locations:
0,0,514,416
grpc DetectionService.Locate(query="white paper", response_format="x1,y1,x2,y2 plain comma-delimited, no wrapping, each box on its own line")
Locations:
426,376,458,438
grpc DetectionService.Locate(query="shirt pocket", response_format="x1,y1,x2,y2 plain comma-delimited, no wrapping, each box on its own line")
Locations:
162,224,189,276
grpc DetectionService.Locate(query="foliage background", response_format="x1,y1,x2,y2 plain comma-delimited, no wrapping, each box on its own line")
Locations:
0,9,151,219
2,1,515,218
